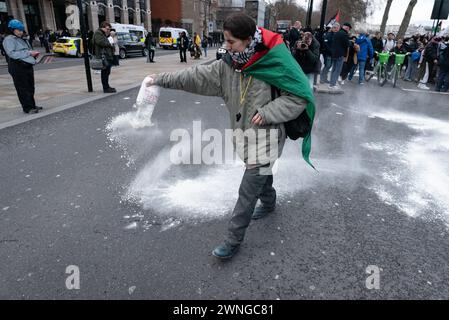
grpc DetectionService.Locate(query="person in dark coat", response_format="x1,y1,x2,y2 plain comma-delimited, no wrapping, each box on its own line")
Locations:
436,43,449,92
340,36,359,83
288,21,302,51
329,22,351,88
144,32,155,63
93,21,115,93
293,31,320,89
177,31,189,63
320,25,336,84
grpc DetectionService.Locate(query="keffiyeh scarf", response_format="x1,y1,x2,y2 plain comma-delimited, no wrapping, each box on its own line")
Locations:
230,28,262,69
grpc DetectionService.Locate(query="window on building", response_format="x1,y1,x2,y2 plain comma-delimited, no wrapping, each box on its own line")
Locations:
0,1,7,13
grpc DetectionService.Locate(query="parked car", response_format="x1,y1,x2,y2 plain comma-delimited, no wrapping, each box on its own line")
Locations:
52,37,83,57
116,32,146,59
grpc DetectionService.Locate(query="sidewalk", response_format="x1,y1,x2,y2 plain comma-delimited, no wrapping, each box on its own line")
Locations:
0,49,217,128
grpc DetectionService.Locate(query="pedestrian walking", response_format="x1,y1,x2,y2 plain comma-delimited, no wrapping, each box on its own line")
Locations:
435,42,449,92
193,32,202,59
341,36,359,84
93,21,116,93
178,31,189,63
109,30,120,67
3,19,43,114
352,31,373,84
145,13,316,260
319,25,335,84
417,37,440,90
201,34,208,57
145,32,155,63
329,22,351,89
404,36,420,81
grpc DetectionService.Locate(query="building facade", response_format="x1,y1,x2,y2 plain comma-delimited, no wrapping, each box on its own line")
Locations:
0,0,267,37
0,0,151,36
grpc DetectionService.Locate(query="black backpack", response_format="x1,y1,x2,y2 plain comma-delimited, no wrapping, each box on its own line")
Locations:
271,86,311,140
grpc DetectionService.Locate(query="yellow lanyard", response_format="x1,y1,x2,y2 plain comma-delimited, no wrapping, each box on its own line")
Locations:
239,75,253,105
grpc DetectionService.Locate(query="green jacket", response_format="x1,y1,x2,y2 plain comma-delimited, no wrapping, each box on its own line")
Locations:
93,28,113,60
155,60,307,168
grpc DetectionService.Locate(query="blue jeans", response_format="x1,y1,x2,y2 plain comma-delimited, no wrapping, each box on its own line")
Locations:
330,57,344,86
358,60,367,83
405,60,418,81
320,55,332,83
203,47,207,57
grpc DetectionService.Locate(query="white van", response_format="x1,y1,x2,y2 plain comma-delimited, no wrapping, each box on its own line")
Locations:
159,27,189,49
110,23,148,42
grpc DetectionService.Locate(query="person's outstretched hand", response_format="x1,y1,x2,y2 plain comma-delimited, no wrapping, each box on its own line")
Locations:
145,74,157,87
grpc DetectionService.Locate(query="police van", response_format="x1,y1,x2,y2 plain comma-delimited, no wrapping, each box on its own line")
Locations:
110,23,148,42
159,27,189,49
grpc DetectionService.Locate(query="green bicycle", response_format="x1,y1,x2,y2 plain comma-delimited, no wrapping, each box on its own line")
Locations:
390,52,410,88
366,51,390,86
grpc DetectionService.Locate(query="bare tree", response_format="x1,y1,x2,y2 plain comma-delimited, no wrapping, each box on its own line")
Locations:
266,0,306,24
380,0,394,36
397,0,418,39
325,0,372,26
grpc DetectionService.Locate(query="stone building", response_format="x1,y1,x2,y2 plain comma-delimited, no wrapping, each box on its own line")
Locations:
0,0,151,35
0,0,223,37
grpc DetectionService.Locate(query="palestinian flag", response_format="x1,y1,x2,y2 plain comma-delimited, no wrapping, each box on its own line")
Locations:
242,27,316,169
326,9,341,28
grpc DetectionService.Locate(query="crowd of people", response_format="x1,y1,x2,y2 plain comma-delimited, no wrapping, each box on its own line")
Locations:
281,21,449,93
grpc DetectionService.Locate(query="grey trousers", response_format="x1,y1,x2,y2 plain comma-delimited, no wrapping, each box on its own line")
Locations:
226,167,276,246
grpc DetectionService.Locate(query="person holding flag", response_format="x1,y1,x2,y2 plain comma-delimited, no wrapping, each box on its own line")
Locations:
145,13,316,260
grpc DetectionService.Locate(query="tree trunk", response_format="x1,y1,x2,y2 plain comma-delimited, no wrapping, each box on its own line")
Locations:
397,0,418,40
380,0,393,36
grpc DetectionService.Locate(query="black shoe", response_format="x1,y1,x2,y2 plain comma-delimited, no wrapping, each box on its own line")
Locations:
35,106,43,110
24,108,39,114
252,206,275,220
212,243,240,260
103,87,117,93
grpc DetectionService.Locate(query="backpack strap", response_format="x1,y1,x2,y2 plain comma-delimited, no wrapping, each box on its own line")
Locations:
270,85,281,101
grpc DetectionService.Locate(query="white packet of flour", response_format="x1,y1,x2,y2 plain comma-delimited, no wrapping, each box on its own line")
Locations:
131,76,160,128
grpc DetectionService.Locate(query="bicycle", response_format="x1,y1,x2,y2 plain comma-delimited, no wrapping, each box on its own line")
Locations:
366,51,390,86
390,52,410,88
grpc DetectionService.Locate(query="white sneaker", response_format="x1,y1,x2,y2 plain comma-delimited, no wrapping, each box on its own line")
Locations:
340,80,345,85
418,83,430,90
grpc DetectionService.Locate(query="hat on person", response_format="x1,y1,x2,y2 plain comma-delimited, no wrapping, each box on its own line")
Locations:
8,19,25,32
343,22,352,29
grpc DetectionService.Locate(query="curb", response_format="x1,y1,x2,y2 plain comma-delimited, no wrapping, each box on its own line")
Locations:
0,58,216,131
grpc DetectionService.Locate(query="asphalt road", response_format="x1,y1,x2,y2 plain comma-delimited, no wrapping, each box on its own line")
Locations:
1,81,449,299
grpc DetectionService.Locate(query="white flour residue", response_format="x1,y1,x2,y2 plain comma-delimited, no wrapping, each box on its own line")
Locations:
364,111,449,223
